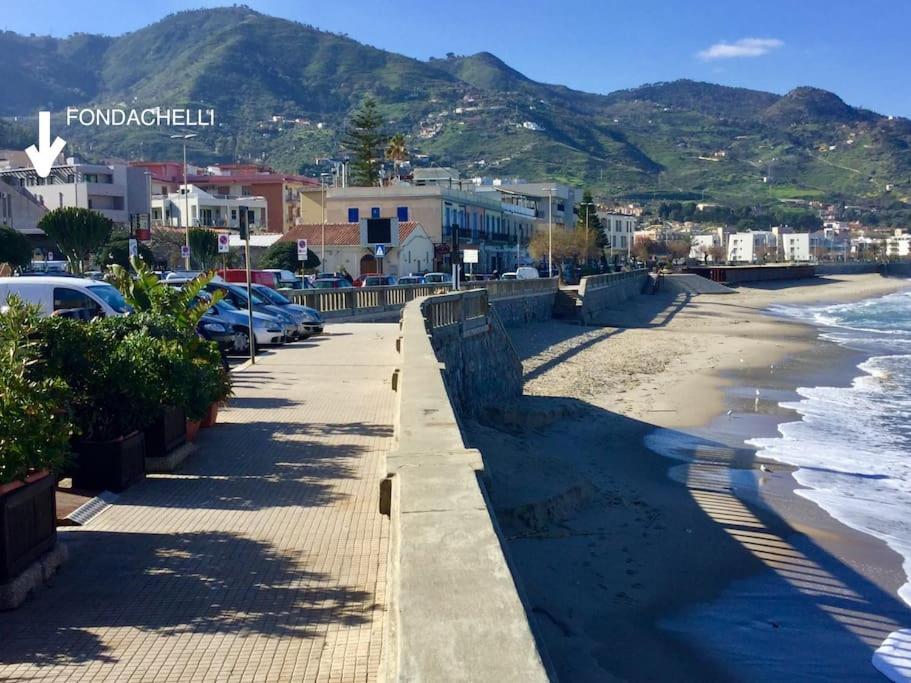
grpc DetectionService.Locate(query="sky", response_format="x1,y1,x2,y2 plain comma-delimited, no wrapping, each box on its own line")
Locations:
4,0,911,117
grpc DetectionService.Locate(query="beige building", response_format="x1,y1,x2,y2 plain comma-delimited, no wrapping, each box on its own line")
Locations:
299,185,540,272
281,221,434,277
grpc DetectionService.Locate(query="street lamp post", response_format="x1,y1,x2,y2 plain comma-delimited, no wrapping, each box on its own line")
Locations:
546,187,556,278
170,133,197,270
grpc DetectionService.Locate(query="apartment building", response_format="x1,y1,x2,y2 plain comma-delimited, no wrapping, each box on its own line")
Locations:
299,184,542,272
134,162,317,233
0,180,48,234
598,212,637,256
0,159,150,225
780,232,812,261
727,231,777,263
886,229,911,258
150,184,267,230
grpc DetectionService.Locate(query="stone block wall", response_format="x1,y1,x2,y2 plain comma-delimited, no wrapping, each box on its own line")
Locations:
579,273,649,323
490,292,556,327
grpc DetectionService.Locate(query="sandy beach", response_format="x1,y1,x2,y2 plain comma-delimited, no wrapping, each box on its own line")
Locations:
466,273,911,681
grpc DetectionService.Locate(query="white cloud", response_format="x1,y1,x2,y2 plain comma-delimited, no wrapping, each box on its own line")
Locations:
698,38,784,61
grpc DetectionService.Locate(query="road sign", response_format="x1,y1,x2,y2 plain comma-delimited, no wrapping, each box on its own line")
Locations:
128,238,138,258
375,244,386,258
463,248,478,264
297,238,309,261
180,245,191,259
217,233,230,254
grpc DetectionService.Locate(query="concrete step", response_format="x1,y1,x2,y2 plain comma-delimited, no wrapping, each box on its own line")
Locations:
663,273,735,295
552,289,582,319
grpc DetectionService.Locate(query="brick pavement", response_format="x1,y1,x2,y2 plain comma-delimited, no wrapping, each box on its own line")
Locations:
0,323,396,682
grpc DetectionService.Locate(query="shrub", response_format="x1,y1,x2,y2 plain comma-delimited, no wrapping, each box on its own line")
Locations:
0,297,74,485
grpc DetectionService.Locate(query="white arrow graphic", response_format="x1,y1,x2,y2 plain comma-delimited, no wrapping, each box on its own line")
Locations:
25,111,66,179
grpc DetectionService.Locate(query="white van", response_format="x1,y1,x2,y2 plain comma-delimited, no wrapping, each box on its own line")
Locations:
515,266,540,280
0,276,132,319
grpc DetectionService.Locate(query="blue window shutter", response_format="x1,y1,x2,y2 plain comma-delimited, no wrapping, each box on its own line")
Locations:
348,207,359,223
371,207,381,219
397,206,409,221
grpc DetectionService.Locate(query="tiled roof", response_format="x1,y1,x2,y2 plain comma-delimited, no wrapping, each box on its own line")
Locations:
281,222,420,246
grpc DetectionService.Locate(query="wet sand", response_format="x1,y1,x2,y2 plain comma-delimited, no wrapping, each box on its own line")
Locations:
466,273,911,681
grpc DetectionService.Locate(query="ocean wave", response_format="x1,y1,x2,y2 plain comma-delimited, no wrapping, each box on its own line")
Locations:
759,291,911,681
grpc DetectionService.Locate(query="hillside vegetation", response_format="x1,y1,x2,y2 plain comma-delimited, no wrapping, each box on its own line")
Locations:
2,7,909,207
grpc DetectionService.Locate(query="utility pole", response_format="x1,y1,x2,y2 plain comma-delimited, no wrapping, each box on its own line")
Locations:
546,187,555,278
170,133,197,270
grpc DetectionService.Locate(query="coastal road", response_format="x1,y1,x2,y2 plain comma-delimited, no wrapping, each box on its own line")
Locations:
0,323,396,682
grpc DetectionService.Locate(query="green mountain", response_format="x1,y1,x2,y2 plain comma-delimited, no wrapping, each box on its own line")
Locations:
2,6,909,207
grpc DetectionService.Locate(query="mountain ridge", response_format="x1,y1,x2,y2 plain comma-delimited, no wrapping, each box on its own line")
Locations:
1,7,908,206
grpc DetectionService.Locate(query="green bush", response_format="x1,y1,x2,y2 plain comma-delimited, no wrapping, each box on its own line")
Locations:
0,297,74,485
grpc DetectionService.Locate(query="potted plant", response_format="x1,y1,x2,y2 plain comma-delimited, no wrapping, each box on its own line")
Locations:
202,358,233,428
0,297,73,583
183,354,222,440
37,318,162,493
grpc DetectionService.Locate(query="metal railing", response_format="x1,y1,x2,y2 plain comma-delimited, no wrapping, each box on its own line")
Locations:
461,276,558,300
578,268,648,296
286,283,447,318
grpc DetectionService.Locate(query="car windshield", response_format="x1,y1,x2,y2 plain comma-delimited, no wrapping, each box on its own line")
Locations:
87,284,132,313
314,280,337,289
253,285,290,305
223,284,267,306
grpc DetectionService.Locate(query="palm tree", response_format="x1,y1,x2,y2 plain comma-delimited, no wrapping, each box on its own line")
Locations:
385,133,408,182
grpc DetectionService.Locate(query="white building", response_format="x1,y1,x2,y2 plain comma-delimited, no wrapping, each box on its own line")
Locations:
689,232,724,261
780,232,811,261
598,212,637,257
151,184,267,230
0,181,47,235
887,230,911,258
0,159,150,225
727,231,777,263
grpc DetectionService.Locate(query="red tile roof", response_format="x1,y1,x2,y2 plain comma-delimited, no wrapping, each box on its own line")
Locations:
281,222,420,246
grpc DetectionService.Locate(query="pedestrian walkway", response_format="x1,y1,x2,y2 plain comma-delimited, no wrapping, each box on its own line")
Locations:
0,323,397,682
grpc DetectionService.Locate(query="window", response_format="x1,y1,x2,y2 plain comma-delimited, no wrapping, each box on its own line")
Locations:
53,288,101,319
397,206,409,221
371,207,381,219
348,207,360,223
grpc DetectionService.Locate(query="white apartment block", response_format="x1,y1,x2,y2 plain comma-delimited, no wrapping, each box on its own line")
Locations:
151,184,267,230
598,213,637,254
887,230,911,258
0,160,149,225
727,231,777,263
780,232,811,261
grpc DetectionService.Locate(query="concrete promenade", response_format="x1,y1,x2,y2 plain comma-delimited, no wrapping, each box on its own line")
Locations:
0,323,396,682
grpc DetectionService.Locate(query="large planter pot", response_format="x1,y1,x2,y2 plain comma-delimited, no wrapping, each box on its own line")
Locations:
186,419,201,443
144,406,187,458
201,403,219,429
0,471,56,583
71,431,146,493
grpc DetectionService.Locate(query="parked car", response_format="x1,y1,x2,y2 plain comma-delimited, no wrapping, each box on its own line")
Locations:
359,275,396,287
515,266,540,280
262,269,305,289
423,272,453,284
203,282,298,341
198,297,286,353
196,313,235,367
499,272,518,280
250,283,324,338
166,270,204,281
397,275,425,286
0,276,132,319
218,269,281,289
313,278,352,289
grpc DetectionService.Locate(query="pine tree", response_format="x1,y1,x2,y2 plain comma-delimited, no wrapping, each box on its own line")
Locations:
342,98,386,186
576,190,607,250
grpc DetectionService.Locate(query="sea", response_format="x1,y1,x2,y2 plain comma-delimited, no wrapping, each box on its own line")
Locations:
755,288,911,681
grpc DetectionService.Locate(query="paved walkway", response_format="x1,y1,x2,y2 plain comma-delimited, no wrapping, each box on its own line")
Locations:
0,323,397,682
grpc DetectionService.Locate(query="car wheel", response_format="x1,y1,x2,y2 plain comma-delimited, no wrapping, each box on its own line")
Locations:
232,328,256,355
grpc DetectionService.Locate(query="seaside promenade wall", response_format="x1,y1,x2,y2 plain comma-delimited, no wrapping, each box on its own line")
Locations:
816,263,880,275
463,276,558,327
383,291,550,682
577,269,650,324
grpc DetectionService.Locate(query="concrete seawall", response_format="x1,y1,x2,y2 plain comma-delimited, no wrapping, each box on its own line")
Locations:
384,294,550,682
578,270,649,324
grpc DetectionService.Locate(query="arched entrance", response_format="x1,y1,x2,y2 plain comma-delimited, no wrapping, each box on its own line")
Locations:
360,254,378,276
